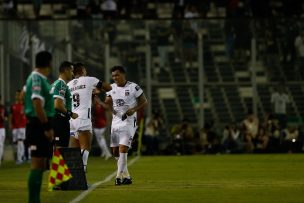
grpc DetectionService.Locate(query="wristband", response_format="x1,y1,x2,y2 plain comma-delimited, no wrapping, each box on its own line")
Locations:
42,121,52,131
66,110,73,118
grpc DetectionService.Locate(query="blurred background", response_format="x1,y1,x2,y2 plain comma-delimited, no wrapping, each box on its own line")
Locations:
1,0,304,156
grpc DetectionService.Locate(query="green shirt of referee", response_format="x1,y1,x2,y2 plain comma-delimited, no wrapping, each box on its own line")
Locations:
24,51,54,203
51,61,78,147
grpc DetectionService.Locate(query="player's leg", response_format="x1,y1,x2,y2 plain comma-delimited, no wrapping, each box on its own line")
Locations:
27,118,52,203
16,129,26,163
117,125,135,185
99,128,111,159
93,128,103,156
78,130,92,172
0,128,6,165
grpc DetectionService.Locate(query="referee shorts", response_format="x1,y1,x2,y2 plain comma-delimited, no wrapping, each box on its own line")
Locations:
53,113,70,147
26,117,53,158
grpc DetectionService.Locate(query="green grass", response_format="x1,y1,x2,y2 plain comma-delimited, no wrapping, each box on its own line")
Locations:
1,154,304,203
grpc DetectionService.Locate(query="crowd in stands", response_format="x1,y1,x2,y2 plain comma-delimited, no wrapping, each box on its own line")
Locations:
1,0,304,19
140,109,303,156
140,83,303,156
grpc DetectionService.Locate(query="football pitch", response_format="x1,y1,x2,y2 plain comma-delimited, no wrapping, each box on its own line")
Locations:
0,154,304,203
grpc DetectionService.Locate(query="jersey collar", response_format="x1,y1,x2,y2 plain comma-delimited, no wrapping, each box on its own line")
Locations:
32,70,47,79
58,77,66,84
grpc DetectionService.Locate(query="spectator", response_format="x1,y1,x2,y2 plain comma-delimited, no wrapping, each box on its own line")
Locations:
255,126,269,153
263,29,280,80
155,21,172,73
173,0,185,18
100,0,118,19
182,21,197,72
271,84,290,129
33,0,43,18
221,122,243,153
294,31,304,79
171,13,183,63
241,110,259,153
171,118,194,155
282,125,300,153
76,0,92,19
200,121,220,154
142,111,164,155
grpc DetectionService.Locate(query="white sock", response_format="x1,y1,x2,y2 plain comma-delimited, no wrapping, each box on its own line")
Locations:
123,164,130,179
17,140,24,162
0,135,5,164
28,148,31,160
116,153,127,178
81,149,89,172
99,137,111,157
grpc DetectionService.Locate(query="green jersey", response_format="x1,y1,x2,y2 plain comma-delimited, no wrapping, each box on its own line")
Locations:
51,78,72,112
25,71,55,117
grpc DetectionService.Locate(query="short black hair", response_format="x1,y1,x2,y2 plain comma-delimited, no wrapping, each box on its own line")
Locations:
59,61,73,73
35,51,52,68
73,62,85,76
111,65,126,74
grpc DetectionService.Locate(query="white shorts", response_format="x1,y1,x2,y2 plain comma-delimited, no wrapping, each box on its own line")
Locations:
70,118,92,140
0,128,5,143
93,128,106,137
110,124,136,148
12,128,26,142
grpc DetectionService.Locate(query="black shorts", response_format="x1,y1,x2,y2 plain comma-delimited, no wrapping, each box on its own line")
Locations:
53,113,70,147
26,117,53,158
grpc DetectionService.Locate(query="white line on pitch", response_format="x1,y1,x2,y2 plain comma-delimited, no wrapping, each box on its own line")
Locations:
70,156,140,203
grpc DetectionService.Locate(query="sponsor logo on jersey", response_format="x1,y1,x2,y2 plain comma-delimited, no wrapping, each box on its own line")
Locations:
135,85,140,91
125,90,130,96
73,80,78,85
32,86,41,91
116,99,125,106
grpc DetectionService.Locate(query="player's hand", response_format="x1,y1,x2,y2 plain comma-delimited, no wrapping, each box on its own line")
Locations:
44,129,54,142
71,113,78,119
126,109,136,116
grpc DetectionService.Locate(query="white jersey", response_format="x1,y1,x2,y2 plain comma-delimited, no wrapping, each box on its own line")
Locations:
271,92,289,114
107,81,143,125
67,76,100,119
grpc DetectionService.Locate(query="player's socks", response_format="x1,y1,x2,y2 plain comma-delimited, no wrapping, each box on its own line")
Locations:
17,140,24,162
28,169,43,203
81,149,89,172
123,160,130,179
0,139,4,164
116,153,127,178
99,137,111,158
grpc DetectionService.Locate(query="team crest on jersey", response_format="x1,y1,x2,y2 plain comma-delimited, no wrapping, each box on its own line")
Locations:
73,80,78,85
125,90,130,96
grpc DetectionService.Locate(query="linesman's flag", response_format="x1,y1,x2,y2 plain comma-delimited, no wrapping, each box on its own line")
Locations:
48,149,72,191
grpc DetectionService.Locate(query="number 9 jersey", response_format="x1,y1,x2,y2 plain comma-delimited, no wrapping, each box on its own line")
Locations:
67,76,101,119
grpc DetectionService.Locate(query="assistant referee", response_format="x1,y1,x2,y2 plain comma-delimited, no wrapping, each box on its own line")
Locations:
51,61,78,147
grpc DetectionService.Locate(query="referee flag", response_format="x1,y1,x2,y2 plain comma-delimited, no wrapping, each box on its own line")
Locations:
48,149,72,191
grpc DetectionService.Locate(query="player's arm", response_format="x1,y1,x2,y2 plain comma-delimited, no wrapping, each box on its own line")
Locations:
32,98,53,141
54,98,78,119
94,95,110,110
104,95,113,112
8,106,13,129
126,93,148,116
95,80,112,92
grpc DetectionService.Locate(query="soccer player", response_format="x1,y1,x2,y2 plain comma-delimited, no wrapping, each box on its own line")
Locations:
51,61,78,147
67,62,112,172
92,95,112,160
9,90,27,164
104,65,148,185
24,51,54,203
0,94,7,166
